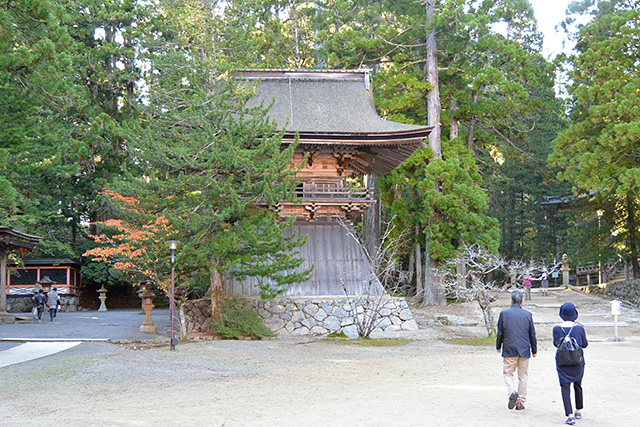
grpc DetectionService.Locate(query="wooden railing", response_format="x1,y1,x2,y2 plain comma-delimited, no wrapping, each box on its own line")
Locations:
576,265,598,275
294,184,374,202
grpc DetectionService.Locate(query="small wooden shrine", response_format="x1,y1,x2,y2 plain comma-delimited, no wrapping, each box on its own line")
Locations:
227,69,431,297
7,258,81,295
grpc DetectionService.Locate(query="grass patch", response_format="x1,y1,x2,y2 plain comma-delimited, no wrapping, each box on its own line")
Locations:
327,331,348,338
445,336,495,346
330,338,412,347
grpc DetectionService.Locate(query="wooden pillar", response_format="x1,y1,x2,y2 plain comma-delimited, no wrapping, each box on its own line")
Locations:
0,250,7,314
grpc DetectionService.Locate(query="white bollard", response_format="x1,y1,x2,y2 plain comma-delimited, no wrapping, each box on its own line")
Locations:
610,300,624,342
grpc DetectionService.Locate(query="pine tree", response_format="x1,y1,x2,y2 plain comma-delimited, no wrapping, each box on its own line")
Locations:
113,2,310,317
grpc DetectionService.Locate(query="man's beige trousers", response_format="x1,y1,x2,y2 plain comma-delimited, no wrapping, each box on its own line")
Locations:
503,357,530,405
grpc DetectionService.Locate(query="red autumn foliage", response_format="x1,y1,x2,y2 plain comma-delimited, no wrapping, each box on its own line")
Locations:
83,190,178,292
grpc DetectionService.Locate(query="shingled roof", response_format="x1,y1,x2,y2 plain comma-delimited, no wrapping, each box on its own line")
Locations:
239,69,431,175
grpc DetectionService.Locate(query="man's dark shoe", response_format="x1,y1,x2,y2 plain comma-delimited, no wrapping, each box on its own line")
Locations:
516,404,525,410
508,392,518,409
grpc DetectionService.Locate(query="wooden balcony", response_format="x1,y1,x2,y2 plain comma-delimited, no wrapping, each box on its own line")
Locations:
295,183,374,203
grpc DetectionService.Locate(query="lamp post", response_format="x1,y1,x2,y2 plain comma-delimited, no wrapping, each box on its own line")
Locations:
597,210,604,285
166,240,179,350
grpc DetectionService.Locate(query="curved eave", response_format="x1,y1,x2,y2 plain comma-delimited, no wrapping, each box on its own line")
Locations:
283,131,429,176
0,227,43,251
283,128,432,145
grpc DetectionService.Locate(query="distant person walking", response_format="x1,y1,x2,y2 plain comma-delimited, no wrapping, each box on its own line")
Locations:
541,268,549,297
553,303,588,425
523,273,532,300
33,290,46,321
496,290,538,411
46,287,60,321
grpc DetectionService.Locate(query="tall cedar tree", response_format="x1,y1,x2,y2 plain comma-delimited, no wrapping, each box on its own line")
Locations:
1,0,88,254
1,0,145,259
550,0,640,278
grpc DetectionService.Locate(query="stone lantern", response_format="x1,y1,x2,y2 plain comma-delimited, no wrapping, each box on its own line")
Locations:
138,284,157,334
562,254,570,288
97,286,108,311
36,276,56,291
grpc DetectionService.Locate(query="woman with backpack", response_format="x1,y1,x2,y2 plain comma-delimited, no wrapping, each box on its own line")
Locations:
553,302,589,425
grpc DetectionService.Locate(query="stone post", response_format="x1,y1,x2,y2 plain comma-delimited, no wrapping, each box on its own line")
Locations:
139,288,157,334
562,254,570,288
97,286,108,311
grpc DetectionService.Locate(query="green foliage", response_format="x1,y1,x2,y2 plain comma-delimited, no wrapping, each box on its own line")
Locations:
81,262,116,287
0,0,578,295
211,297,275,340
489,73,570,260
314,0,563,272
550,0,640,276
111,5,311,297
327,331,349,338
381,140,500,263
0,0,143,259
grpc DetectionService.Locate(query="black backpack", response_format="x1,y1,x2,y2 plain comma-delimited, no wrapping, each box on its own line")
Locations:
556,324,583,366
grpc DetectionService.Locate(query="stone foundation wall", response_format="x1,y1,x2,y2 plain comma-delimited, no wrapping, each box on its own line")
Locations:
179,299,213,338
178,296,418,338
7,295,79,313
606,279,640,306
253,296,417,337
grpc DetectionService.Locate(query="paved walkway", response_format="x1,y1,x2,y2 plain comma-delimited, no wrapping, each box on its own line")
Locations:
0,309,171,367
0,342,82,368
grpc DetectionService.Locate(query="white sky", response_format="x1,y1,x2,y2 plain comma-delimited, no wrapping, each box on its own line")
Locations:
529,0,573,58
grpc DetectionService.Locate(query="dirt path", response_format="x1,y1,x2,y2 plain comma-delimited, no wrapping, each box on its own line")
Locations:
1,288,638,427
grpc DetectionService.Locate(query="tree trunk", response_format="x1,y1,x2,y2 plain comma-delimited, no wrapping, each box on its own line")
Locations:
450,97,459,140
104,25,117,114
362,174,380,261
407,249,415,292
456,258,465,289
209,267,224,321
415,226,423,302
422,246,445,307
467,93,478,153
425,0,441,158
292,3,301,67
71,220,78,255
422,0,445,307
479,299,496,337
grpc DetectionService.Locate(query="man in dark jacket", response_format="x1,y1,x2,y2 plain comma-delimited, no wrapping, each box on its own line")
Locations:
496,290,537,411
33,290,46,321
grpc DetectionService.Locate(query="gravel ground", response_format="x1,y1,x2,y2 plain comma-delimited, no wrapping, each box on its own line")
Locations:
1,288,639,427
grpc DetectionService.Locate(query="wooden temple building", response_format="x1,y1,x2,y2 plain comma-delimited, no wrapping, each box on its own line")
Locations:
226,69,432,297
0,227,42,316
6,258,81,295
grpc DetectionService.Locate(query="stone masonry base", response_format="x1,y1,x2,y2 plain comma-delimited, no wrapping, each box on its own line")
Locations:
7,295,78,313
179,296,418,339
252,296,418,337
